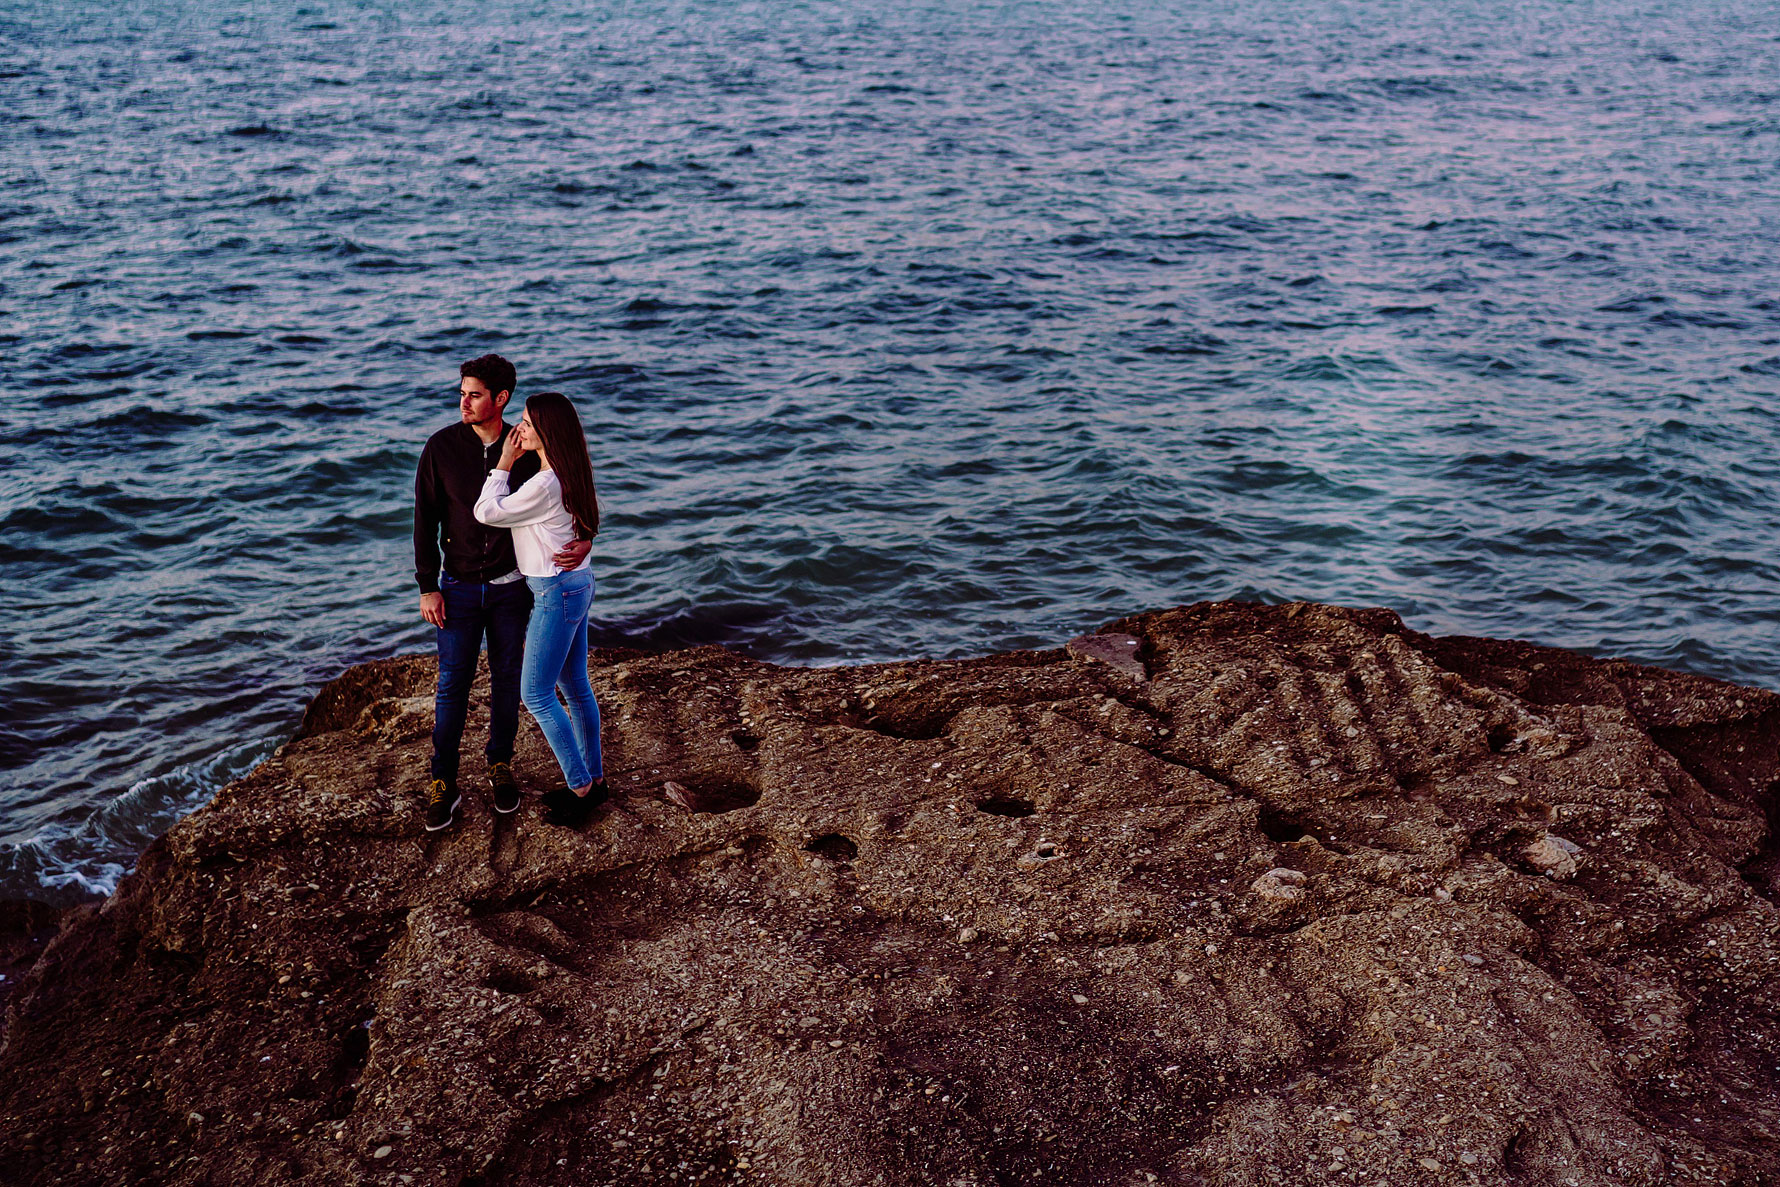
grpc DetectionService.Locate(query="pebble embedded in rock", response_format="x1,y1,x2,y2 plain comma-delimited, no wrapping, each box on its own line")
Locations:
1524,833,1583,879
1064,633,1148,681
1250,867,1307,902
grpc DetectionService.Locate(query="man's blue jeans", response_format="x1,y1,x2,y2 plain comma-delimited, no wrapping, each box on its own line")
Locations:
521,569,602,789
431,574,532,785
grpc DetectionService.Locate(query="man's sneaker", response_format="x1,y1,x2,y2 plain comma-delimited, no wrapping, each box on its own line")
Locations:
424,779,461,832
542,780,607,828
490,762,520,815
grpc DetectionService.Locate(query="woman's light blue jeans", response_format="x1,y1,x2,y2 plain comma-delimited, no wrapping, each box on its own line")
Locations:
521,569,602,789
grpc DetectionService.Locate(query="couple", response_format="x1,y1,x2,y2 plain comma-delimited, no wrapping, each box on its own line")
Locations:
413,353,607,833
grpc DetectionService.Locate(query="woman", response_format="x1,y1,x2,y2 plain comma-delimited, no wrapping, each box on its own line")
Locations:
473,391,606,828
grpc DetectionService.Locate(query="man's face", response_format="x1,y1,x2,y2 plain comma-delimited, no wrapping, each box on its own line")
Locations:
459,376,508,426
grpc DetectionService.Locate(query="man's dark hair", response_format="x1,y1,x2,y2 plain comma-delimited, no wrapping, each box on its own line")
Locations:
460,354,516,401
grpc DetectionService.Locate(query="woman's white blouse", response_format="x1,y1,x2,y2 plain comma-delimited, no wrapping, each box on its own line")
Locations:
473,468,592,578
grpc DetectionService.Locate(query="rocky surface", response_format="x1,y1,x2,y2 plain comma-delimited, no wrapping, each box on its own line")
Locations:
0,898,63,1022
2,601,1778,1186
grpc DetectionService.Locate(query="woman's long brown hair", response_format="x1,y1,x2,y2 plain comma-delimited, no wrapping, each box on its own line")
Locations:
525,391,599,538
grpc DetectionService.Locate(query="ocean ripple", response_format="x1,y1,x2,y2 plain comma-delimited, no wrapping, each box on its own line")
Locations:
2,0,1779,903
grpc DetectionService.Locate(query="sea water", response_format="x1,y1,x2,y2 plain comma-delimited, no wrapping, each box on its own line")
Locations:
3,0,1778,902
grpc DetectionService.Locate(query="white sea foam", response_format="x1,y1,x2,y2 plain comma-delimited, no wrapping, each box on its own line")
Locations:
0,738,275,906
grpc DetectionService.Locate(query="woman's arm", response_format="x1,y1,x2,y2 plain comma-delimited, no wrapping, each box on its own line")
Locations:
474,471,560,527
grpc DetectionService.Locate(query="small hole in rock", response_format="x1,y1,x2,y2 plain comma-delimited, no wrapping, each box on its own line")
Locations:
805,833,858,862
1487,724,1521,754
976,797,1036,818
731,730,760,752
484,969,537,996
666,780,762,814
1257,804,1310,844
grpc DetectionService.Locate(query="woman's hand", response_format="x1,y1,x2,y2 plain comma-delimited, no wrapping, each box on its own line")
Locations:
496,423,527,471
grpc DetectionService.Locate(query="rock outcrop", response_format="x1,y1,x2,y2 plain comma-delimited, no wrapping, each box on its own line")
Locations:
2,602,1777,1186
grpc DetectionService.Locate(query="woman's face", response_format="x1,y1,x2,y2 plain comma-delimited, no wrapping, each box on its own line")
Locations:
517,410,539,451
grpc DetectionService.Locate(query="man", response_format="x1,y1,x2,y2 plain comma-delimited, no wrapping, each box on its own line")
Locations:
414,354,590,831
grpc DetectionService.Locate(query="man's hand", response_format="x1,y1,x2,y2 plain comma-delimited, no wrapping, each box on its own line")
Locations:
421,592,447,627
553,537,593,570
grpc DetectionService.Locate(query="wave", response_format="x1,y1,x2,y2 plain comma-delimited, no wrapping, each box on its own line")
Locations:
0,738,274,906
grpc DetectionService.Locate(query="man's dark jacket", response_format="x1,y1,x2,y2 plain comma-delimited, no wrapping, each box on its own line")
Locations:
413,421,540,594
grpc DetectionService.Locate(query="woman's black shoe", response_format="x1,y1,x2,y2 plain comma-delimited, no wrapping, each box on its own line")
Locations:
543,780,607,828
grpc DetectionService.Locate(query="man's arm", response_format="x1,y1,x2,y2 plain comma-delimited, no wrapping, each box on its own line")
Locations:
553,536,593,569
414,443,447,627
